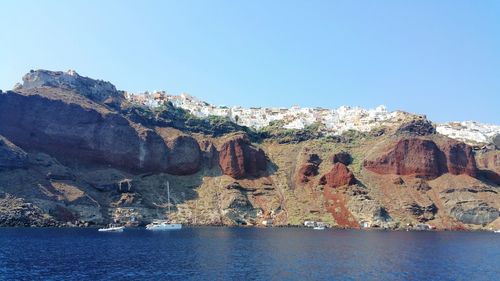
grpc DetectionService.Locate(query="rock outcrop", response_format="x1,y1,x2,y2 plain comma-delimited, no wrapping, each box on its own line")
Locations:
218,135,267,179
475,150,500,185
364,138,443,179
396,119,436,136
412,179,432,192
0,194,60,227
363,138,477,179
319,163,356,188
200,140,219,169
15,69,124,108
332,151,352,165
0,90,168,173
494,134,500,149
440,141,477,177
297,163,319,183
450,203,499,225
28,153,74,181
165,136,201,175
296,154,321,183
0,135,27,170
306,153,322,165
441,186,499,225
405,202,438,222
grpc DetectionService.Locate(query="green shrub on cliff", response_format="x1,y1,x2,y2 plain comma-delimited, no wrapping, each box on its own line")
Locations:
121,102,260,139
259,121,324,143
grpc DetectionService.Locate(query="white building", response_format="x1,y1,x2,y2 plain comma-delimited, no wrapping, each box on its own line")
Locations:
124,92,500,145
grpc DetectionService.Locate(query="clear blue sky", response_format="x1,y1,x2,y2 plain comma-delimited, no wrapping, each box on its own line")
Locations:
1,0,499,123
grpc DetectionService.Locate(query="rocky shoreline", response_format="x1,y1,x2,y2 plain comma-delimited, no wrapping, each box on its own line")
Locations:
0,194,61,227
1,223,496,233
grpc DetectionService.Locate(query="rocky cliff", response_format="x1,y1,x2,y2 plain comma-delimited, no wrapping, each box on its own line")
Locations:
218,135,267,179
0,69,498,230
363,138,477,179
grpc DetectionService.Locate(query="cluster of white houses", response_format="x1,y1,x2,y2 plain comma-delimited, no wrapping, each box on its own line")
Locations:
125,91,413,134
436,121,500,145
125,91,499,144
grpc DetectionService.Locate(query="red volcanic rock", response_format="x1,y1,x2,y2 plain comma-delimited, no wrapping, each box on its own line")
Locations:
297,163,319,183
218,136,267,179
363,138,478,179
296,153,322,183
364,138,443,179
439,141,477,177
165,136,201,175
319,163,356,188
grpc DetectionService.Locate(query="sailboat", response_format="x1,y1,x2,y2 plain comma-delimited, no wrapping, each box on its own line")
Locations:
98,224,124,232
146,181,182,230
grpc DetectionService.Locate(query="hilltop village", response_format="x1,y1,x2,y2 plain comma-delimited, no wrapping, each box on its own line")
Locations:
126,91,412,132
125,91,500,146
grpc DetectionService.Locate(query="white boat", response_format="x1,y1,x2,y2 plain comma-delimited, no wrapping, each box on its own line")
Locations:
98,225,124,232
146,220,182,230
494,230,500,233
146,181,182,231
313,226,325,230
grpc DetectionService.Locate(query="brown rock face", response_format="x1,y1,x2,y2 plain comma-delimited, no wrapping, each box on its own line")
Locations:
364,138,443,179
0,91,168,172
440,142,477,177
296,153,322,183
475,151,500,185
319,163,356,188
218,136,267,179
297,163,319,183
165,136,201,175
363,138,477,179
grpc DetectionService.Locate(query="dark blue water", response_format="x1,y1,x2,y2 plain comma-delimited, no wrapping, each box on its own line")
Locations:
0,228,499,281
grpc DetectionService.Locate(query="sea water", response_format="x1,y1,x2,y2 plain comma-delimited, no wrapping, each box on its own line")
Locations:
0,227,498,280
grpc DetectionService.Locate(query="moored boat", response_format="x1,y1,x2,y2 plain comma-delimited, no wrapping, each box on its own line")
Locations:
98,225,124,232
146,181,182,231
146,220,182,230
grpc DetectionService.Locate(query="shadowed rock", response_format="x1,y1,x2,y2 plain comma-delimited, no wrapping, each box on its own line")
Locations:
297,163,319,183
0,90,168,173
396,119,436,136
332,151,352,165
0,135,27,170
166,136,201,175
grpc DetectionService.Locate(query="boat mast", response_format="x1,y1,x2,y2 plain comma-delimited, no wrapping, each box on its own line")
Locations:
167,180,171,214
